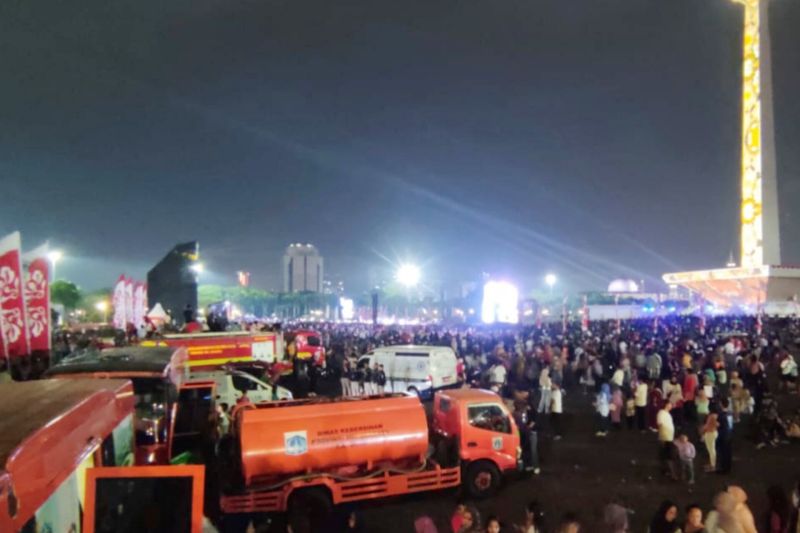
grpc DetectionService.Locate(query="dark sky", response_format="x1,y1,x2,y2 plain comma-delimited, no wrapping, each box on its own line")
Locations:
1,0,799,295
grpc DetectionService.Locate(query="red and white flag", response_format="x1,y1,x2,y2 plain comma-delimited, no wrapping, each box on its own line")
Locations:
756,308,763,335
133,282,146,326
124,278,134,326
22,243,51,352
0,232,30,359
112,275,127,328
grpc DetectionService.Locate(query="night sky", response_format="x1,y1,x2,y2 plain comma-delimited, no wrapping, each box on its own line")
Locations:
2,0,799,295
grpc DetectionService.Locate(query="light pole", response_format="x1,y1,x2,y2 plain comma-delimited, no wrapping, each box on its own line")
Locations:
47,250,63,280
545,273,557,296
396,264,421,320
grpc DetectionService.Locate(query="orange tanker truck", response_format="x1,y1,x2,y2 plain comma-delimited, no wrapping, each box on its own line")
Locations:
220,388,521,530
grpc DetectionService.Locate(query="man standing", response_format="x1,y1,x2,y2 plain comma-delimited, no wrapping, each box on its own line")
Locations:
634,377,648,431
375,363,386,394
513,396,540,475
657,400,676,479
340,358,351,397
716,399,734,474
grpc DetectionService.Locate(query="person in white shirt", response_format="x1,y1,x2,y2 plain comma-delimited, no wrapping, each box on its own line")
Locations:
657,401,677,479
538,367,552,414
551,383,564,440
489,362,507,391
634,379,648,431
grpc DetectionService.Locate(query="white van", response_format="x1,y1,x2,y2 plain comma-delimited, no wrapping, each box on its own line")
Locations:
191,369,293,406
358,344,458,397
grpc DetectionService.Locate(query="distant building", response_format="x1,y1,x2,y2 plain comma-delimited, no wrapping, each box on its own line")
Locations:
283,244,323,293
323,279,345,296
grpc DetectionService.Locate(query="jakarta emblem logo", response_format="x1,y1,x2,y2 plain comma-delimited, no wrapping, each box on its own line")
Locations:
284,431,309,456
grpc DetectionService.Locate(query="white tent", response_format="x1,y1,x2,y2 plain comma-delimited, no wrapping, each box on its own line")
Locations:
147,303,169,323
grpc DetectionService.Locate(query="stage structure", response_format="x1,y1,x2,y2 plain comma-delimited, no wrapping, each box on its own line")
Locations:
147,241,200,325
663,0,800,309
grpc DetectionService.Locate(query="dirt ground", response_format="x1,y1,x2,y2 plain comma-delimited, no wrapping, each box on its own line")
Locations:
347,385,800,533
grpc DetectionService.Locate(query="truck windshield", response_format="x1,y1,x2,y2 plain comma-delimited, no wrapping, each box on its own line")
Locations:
468,404,511,434
132,378,169,446
306,336,321,347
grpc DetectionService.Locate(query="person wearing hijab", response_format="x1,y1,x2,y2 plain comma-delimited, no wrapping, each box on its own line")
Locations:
649,500,680,533
728,485,758,533
705,491,744,533
602,503,629,533
458,506,482,533
764,485,790,533
415,516,438,533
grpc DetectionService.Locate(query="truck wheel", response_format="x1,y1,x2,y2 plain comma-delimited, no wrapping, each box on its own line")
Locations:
288,488,332,533
465,461,501,499
407,386,419,396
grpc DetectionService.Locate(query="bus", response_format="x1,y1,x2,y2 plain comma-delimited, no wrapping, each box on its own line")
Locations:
45,346,216,466
0,378,207,533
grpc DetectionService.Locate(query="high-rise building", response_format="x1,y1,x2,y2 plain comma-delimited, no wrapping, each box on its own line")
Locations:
283,244,323,293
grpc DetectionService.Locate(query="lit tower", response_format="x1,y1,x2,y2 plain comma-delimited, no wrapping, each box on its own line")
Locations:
662,0,800,308
736,0,780,267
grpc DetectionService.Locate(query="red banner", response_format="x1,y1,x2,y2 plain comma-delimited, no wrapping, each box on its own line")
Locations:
0,232,30,359
23,249,51,352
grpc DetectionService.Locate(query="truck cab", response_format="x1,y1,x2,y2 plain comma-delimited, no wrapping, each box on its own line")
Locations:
286,329,325,367
432,389,521,497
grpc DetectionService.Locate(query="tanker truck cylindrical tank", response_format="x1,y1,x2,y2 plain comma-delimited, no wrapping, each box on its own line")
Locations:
238,395,429,483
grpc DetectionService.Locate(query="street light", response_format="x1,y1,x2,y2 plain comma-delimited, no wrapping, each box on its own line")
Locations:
545,273,557,296
95,301,108,323
396,264,421,287
47,250,63,280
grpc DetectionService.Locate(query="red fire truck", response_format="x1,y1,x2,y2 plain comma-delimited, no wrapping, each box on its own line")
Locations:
45,346,217,466
0,378,206,533
141,330,282,370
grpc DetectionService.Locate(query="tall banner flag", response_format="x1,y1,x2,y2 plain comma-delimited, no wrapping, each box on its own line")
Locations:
653,315,659,335
124,278,134,327
0,232,30,359
133,283,146,326
581,295,589,332
561,296,568,334
112,275,127,328
614,295,621,334
22,243,51,352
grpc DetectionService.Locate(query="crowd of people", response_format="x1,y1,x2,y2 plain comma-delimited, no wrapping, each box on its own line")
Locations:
32,312,800,532
310,315,800,532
